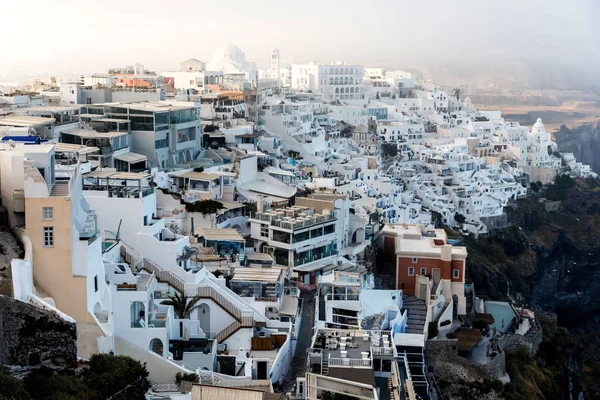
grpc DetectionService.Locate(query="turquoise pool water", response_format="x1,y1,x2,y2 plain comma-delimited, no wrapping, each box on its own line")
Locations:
486,301,517,333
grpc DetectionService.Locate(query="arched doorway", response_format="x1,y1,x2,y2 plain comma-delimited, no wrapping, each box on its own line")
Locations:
131,301,145,328
198,303,210,335
149,338,164,356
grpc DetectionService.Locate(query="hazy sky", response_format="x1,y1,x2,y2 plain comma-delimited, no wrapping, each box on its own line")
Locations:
1,0,599,79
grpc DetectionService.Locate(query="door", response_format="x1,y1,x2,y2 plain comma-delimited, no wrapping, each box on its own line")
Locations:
432,268,441,285
419,283,428,300
257,361,268,380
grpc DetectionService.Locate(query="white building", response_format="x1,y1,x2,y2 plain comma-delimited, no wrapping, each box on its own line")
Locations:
291,63,364,101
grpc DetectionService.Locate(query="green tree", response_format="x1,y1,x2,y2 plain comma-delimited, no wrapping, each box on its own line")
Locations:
454,212,466,226
185,199,225,227
381,143,398,158
243,201,257,216
530,181,540,193
452,87,463,102
213,269,233,288
81,354,150,400
162,290,204,319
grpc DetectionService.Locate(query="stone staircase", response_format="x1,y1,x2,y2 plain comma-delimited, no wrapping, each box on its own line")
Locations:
198,285,255,343
50,182,69,197
402,295,427,334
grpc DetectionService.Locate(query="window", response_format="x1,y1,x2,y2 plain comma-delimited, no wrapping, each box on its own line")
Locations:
412,257,418,263
94,276,98,292
42,207,53,220
43,227,54,247
420,267,426,276
453,269,460,279
260,224,268,238
408,267,414,276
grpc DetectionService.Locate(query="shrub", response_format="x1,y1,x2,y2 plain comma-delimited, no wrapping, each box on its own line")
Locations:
440,320,452,327
0,372,31,400
175,372,200,385
81,354,150,400
24,367,89,400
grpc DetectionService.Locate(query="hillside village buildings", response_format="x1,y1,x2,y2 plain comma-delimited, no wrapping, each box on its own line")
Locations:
1,46,596,400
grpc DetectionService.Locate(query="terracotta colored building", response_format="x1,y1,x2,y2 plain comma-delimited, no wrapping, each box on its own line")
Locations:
382,224,468,315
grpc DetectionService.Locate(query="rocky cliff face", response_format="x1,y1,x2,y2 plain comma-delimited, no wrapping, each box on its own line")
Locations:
465,179,600,398
0,295,77,366
555,122,600,174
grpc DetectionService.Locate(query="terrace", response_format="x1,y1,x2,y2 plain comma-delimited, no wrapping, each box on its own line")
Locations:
309,329,396,375
82,170,154,198
253,207,336,231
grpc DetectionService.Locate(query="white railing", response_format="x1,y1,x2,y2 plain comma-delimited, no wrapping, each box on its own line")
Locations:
142,259,185,293
328,357,372,368
151,383,179,392
372,346,394,356
197,285,242,320
215,320,241,343
197,369,255,386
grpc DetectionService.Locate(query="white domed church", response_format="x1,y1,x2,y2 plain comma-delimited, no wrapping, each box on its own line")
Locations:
508,117,562,184
206,44,257,80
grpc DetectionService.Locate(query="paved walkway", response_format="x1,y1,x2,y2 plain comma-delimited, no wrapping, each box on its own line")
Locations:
280,289,316,392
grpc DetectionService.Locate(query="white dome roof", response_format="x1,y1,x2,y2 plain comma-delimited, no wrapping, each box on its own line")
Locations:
533,118,544,129
212,44,246,64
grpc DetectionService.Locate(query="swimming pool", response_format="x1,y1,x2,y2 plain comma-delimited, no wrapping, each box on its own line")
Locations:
485,301,517,333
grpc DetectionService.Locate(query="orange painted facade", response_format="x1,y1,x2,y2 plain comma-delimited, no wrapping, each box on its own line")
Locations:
396,256,465,295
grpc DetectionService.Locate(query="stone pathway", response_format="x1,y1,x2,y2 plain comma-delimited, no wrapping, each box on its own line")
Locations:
280,288,316,392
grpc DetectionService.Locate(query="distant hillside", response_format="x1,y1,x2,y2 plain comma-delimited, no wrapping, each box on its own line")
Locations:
555,123,600,174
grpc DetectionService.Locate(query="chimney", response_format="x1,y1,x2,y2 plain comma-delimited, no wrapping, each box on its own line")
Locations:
257,195,264,213
441,244,452,262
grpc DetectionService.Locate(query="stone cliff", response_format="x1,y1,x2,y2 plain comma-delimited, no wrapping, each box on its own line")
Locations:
555,122,600,174
464,178,600,398
0,295,76,366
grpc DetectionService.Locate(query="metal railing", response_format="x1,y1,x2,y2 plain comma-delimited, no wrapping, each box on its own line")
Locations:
329,357,372,368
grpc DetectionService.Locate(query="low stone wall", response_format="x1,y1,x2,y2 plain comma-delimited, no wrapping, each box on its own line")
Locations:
498,319,543,356
426,339,505,381
0,295,76,366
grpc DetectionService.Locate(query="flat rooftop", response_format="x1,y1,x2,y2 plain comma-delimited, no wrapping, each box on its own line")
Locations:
101,101,195,112
25,106,81,113
196,227,244,242
0,115,55,127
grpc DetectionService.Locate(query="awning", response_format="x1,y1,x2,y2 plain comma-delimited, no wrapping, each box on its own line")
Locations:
245,253,274,262
114,152,147,164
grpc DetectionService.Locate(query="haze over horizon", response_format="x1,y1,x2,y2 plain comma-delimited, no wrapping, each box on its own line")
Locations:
2,0,600,87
